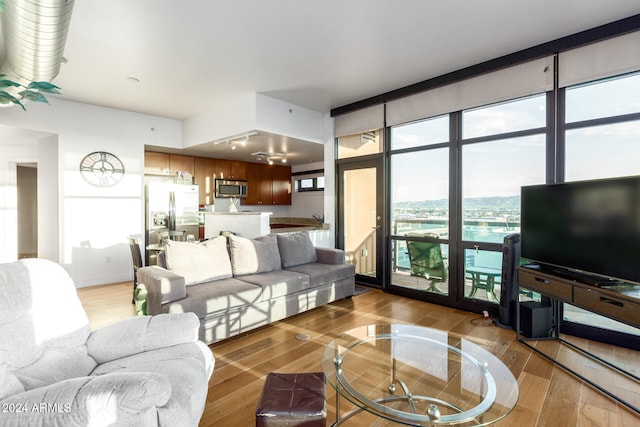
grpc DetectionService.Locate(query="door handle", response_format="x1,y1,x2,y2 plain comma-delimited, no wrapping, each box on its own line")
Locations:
372,225,381,230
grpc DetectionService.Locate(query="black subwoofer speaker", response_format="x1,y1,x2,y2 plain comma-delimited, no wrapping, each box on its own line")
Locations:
497,233,521,328
519,301,553,338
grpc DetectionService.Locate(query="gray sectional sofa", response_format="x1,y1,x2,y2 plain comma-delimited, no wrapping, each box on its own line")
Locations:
137,231,355,344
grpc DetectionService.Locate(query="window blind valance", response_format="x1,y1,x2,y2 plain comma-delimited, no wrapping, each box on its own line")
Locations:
334,104,384,137
558,30,640,88
386,56,555,126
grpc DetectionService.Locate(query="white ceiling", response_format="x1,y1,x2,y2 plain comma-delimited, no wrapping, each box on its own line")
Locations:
3,1,640,165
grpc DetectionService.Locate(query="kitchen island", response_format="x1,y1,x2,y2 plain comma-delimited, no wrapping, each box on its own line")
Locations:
269,217,332,247
203,212,271,239
203,213,332,247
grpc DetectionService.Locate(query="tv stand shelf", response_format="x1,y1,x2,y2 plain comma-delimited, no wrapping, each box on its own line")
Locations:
518,266,640,328
516,265,640,413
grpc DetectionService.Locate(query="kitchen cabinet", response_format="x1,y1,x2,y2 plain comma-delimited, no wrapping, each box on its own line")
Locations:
272,164,292,205
243,163,291,205
212,159,230,180
169,154,195,176
230,160,247,180
144,151,288,205
144,151,170,174
194,157,215,205
243,162,262,205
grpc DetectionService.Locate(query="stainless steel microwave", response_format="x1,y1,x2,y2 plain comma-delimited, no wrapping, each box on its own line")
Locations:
215,179,248,198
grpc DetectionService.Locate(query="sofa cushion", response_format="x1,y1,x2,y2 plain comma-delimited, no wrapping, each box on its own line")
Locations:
164,237,232,285
229,234,281,276
236,270,311,301
277,231,318,267
164,277,262,318
285,262,356,287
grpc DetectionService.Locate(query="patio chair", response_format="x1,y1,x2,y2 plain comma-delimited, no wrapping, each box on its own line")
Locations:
406,238,448,293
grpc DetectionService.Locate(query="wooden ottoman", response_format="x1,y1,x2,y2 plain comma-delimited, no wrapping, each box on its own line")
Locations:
256,372,326,426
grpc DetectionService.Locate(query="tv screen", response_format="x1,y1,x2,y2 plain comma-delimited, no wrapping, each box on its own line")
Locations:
521,176,640,285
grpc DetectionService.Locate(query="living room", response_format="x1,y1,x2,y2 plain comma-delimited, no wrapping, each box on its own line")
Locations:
2,2,640,426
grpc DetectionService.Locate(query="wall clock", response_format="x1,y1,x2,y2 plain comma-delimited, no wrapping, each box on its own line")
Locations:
79,151,125,187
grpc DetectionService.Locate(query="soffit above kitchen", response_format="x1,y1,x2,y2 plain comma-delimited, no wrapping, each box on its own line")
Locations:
146,130,325,166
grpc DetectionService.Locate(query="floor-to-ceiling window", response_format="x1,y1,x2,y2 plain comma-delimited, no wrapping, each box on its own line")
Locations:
459,95,547,305
388,95,548,310
390,115,450,296
560,72,640,340
334,27,640,346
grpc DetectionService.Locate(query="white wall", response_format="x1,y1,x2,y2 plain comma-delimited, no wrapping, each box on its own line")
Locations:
289,161,324,219
0,99,181,287
182,93,257,147
0,137,39,262
0,97,335,286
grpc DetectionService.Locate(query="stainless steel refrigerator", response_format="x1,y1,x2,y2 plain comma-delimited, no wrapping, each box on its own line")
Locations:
145,181,200,264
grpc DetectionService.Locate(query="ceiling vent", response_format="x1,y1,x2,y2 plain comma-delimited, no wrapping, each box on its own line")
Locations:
251,151,272,158
0,0,75,83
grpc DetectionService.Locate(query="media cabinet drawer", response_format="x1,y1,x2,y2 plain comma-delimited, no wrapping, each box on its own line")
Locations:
573,287,640,327
518,269,572,302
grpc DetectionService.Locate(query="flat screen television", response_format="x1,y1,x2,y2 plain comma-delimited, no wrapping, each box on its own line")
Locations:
520,176,640,285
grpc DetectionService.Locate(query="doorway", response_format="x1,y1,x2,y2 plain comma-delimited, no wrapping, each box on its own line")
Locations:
17,163,38,259
337,157,384,288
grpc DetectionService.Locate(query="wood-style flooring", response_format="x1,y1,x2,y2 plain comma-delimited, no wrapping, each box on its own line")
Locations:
77,282,640,426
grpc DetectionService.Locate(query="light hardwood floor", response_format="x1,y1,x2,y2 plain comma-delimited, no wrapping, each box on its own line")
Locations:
77,282,640,426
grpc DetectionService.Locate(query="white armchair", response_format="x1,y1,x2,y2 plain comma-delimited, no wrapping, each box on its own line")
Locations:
0,258,214,427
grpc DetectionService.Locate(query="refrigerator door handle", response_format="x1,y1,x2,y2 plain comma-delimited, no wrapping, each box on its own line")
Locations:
169,191,176,230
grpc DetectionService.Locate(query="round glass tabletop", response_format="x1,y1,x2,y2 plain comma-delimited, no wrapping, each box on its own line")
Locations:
322,324,519,426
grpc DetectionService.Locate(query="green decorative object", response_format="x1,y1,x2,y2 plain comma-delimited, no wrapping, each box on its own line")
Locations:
0,74,61,110
134,283,148,316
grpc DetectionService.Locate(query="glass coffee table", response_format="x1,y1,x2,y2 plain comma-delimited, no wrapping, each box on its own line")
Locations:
322,324,519,426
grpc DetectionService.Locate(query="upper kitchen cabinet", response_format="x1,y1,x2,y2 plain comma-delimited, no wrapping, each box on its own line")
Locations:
144,151,170,174
230,160,247,180
272,165,292,205
194,157,215,205
144,151,195,177
169,154,195,176
213,159,247,180
212,159,230,180
244,163,291,205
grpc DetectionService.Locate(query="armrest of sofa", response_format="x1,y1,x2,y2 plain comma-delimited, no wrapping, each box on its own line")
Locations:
137,266,186,315
0,372,170,426
315,247,346,265
87,313,200,365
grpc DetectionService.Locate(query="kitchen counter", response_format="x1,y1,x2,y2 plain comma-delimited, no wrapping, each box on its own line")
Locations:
203,211,271,239
269,217,331,247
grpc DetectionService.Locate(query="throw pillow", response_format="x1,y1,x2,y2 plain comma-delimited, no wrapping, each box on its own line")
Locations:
277,231,318,267
229,234,281,276
164,236,232,285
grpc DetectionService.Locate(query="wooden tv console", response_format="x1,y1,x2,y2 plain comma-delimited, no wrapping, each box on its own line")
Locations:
516,265,640,413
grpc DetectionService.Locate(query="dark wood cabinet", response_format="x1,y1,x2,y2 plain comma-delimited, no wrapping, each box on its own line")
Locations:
194,157,215,205
243,163,291,205
244,162,263,205
213,159,230,180
230,160,247,180
272,165,292,205
144,151,289,206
